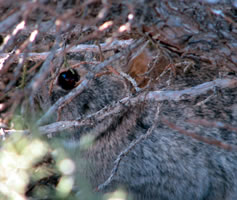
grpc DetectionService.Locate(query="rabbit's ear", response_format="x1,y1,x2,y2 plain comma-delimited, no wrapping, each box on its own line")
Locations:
127,50,151,88
127,49,172,88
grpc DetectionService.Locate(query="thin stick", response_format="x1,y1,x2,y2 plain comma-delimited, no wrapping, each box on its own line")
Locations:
97,103,162,191
162,119,237,151
36,39,145,126
36,78,237,133
0,40,133,62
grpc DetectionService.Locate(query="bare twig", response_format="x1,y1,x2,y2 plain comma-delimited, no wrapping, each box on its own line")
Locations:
0,39,133,62
4,29,39,92
187,119,237,134
97,103,162,191
118,71,141,92
4,78,236,135
35,78,237,133
39,100,127,135
3,129,30,135
139,78,237,103
162,118,237,151
27,33,61,91
36,39,145,126
0,11,21,34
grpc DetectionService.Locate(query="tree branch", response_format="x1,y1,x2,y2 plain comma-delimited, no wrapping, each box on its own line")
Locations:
0,39,133,62
97,103,162,191
36,39,145,125
162,118,237,151
35,78,237,134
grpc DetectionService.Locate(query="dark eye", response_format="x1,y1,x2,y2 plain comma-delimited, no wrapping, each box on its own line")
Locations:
58,69,80,90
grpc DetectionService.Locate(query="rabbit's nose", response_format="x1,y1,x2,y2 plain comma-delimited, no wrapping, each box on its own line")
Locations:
57,69,80,90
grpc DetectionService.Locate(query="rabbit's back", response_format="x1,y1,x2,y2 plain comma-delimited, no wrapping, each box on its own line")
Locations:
36,66,237,200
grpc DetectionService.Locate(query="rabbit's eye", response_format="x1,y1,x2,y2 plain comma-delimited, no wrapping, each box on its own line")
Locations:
58,69,80,90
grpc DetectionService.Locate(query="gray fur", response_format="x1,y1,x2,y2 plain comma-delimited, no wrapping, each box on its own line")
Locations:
36,71,237,200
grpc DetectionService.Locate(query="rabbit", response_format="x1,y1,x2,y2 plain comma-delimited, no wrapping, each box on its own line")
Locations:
35,52,237,200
